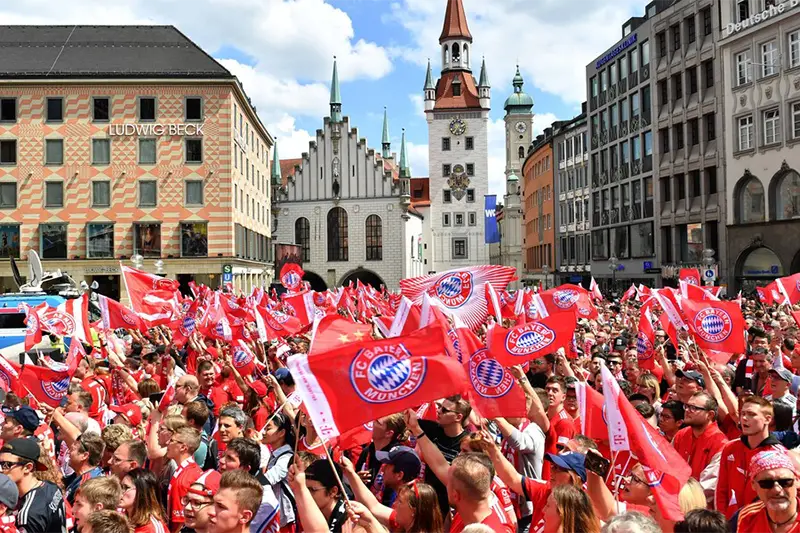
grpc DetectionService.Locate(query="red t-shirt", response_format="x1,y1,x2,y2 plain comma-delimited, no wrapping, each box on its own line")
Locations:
671,423,728,479
543,409,575,480
521,477,551,533
199,385,229,416
737,499,800,533
167,458,203,527
491,476,516,525
449,506,515,533
134,516,168,533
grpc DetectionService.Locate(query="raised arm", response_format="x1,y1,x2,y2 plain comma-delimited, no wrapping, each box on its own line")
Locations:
340,456,393,526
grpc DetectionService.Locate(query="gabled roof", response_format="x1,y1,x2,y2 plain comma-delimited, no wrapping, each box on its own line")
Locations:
439,0,473,43
433,72,483,110
279,158,303,186
0,25,232,79
410,177,430,205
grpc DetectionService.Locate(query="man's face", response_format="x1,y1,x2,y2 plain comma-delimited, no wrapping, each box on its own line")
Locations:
218,417,241,444
530,358,549,375
741,403,771,436
199,368,216,389
753,354,770,374
753,468,797,514
658,410,681,435
184,490,214,530
436,400,461,426
683,397,710,429
72,494,96,532
372,417,391,443
753,336,769,350
166,435,187,462
0,452,28,485
108,443,136,479
0,419,19,443
175,379,193,404
564,388,578,413
545,382,565,410
219,449,242,473
382,463,405,490
676,377,701,400
68,439,88,470
625,363,641,383
770,375,789,397
64,393,83,414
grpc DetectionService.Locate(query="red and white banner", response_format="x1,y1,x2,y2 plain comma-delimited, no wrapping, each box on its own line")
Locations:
682,299,746,354
120,264,179,325
97,294,146,332
776,272,800,306
539,285,598,320
279,263,305,292
636,307,656,370
679,268,701,286
487,311,576,367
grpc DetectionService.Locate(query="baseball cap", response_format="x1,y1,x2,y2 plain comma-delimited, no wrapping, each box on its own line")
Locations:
187,470,221,498
0,473,17,509
274,368,294,385
676,369,706,388
0,438,46,471
613,337,627,351
249,380,268,397
770,368,794,383
545,452,587,482
110,403,143,426
376,446,422,481
1,406,40,433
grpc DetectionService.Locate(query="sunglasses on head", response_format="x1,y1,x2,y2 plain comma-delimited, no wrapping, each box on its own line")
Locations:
757,478,795,489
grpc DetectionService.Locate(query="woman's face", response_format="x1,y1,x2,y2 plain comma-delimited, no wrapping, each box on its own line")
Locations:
542,493,560,533
119,475,137,511
392,491,416,530
262,420,284,448
637,384,655,403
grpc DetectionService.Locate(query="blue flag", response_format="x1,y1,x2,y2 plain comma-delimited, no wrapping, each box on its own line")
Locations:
484,195,500,244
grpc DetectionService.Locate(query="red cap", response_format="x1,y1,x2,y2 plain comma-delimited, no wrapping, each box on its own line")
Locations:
188,470,221,498
110,403,143,427
249,380,268,397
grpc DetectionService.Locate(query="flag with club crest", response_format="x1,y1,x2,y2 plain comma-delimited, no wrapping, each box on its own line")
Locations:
120,264,179,325
539,284,599,320
487,311,576,367
682,299,746,354
636,307,657,370
97,294,146,332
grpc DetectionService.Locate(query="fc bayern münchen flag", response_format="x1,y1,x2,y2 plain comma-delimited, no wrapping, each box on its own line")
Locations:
484,195,500,244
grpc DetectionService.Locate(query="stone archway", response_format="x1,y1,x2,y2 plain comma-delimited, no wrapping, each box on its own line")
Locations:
791,249,800,275
302,271,327,292
339,268,385,290
735,246,784,294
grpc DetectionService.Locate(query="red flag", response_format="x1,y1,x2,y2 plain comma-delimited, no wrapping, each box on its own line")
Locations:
12,362,71,408
309,315,373,355
588,277,603,301
120,264,179,325
636,308,656,370
279,263,305,292
96,294,146,332
776,272,800,305
170,297,200,349
283,291,317,327
620,284,637,303
540,285,598,320
159,381,176,412
575,381,607,443
682,299,746,354
680,281,720,301
399,266,516,330
336,422,374,451
254,305,304,343
286,324,467,440
231,340,257,377
459,328,526,419
756,285,772,305
200,293,233,342
487,312,576,367
374,297,421,339
20,303,45,351
679,268,701,286
601,365,690,522
0,356,20,395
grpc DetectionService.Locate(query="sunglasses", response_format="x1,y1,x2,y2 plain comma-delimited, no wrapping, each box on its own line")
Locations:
437,405,454,414
757,478,795,489
0,461,27,471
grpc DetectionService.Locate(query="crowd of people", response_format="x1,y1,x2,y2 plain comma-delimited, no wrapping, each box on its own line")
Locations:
1,274,799,533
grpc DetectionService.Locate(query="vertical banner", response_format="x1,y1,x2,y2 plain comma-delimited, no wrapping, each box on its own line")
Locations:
484,195,500,244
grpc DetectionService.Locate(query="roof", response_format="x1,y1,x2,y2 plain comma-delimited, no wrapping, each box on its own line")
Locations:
279,158,303,186
439,0,473,43
433,72,483,110
410,177,430,204
0,25,233,79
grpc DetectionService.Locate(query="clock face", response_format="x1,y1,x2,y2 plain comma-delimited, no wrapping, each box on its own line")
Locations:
449,118,467,136
515,121,527,133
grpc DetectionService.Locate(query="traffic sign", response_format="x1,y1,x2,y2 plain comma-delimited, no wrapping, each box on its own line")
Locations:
223,272,233,283
703,268,716,282
222,264,233,274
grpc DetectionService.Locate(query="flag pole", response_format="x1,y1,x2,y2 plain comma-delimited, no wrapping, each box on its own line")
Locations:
319,435,354,515
259,397,290,433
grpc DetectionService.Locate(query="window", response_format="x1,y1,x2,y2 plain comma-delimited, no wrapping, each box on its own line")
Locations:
591,76,598,97
519,146,525,159
92,97,110,121
327,207,348,261
139,97,156,121
0,140,15,165
365,215,382,261
614,226,629,259
591,230,608,260
706,166,718,194
776,170,800,220
673,74,683,99
0,183,15,208
702,7,712,36
659,80,668,106
675,123,685,149
660,128,670,153
620,55,628,80
466,137,474,150
139,181,157,208
185,97,203,121
466,163,474,176
762,41,778,77
691,170,702,197
737,176,765,223
662,177,672,202
793,102,800,139
443,213,451,226
45,139,63,165
455,213,464,226
0,99,15,123
657,32,667,58
644,131,653,156
134,223,161,257
92,139,110,165
736,50,752,85
45,181,63,208
738,0,749,22
738,115,754,150
468,212,476,226
688,67,698,95
791,31,800,68
92,181,110,207
601,70,608,92
466,189,475,202
295,218,310,262
641,40,650,66
46,97,63,122
443,164,451,176
631,93,640,117
705,113,716,140
689,119,700,146
630,47,639,72
630,222,655,257
672,24,681,51
686,16,696,44
443,190,452,203
185,139,202,163
40,224,68,259
139,138,156,164
763,109,781,145
181,222,208,257
452,82,461,97
185,180,203,205
87,223,114,258
442,138,451,151
452,238,467,259
703,60,714,88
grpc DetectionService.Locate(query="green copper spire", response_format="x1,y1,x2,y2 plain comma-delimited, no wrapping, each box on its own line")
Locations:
399,128,410,179
381,107,391,158
271,139,280,186
478,57,490,87
330,56,342,123
512,65,524,91
424,59,435,90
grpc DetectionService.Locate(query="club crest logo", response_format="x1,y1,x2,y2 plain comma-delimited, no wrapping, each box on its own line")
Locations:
120,309,139,327
233,347,254,369
241,326,251,340
228,300,240,311
179,313,196,336
314,307,326,320
214,320,228,338
43,312,76,335
350,344,426,404
431,272,473,309
468,349,514,398
636,332,654,360
694,308,733,343
282,271,301,291
363,421,374,431
448,328,464,362
25,314,39,335
505,323,557,357
552,289,580,309
42,376,70,401
284,302,297,316
686,276,699,286
0,371,10,393
152,278,175,291
644,467,665,487
314,293,327,306
526,303,541,320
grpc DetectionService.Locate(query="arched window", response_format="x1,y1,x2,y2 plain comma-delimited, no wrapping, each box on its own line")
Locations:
736,175,765,224
518,146,525,159
365,214,382,261
410,236,415,259
327,207,348,261
452,43,460,63
443,45,449,66
463,44,469,66
295,218,310,262
776,170,800,220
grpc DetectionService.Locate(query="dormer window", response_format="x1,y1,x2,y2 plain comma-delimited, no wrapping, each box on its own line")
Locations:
452,76,462,97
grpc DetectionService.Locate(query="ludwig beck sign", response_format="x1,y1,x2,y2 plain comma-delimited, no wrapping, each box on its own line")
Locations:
108,123,205,136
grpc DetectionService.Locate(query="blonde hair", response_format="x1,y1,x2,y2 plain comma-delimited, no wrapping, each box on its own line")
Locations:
637,373,661,400
678,478,706,514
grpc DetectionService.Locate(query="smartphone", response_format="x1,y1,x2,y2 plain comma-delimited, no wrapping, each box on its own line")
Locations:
149,392,165,405
585,450,611,478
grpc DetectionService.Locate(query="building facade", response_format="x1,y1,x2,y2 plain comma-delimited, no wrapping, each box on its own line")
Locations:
651,0,726,288
522,129,555,287
553,109,592,287
0,25,273,300
720,0,800,293
425,0,491,272
273,60,419,290
587,8,658,294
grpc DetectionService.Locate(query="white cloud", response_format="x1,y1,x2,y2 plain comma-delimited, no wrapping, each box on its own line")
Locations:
533,113,560,137
406,141,429,179
408,94,425,119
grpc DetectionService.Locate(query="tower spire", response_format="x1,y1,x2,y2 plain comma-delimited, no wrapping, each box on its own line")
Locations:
330,56,342,123
478,57,490,88
424,59,435,90
381,107,391,158
439,0,473,43
399,128,410,179
271,139,280,186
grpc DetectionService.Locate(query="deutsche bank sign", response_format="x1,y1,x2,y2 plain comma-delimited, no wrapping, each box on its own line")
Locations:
108,123,205,136
724,0,799,37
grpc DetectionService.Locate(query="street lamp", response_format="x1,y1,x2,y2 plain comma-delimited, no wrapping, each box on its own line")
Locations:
702,248,715,286
609,255,618,297
542,264,550,290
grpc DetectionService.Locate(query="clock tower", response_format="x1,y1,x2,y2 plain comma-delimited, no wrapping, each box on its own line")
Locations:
425,0,490,273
